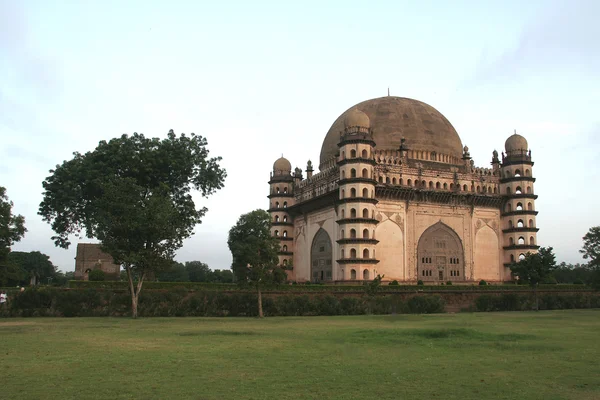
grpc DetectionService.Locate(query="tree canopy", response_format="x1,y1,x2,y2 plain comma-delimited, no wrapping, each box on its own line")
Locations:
228,209,285,317
0,186,26,263
38,130,226,317
510,247,557,310
581,226,600,289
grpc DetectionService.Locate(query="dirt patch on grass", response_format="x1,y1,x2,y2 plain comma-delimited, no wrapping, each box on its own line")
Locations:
0,321,37,327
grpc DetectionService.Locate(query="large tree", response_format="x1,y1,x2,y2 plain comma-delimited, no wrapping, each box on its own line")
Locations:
228,209,285,318
0,186,26,263
39,130,226,318
581,226,600,289
6,251,57,286
510,247,557,310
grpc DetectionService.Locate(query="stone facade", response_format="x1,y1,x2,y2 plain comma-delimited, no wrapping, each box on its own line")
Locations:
74,243,120,280
268,96,539,284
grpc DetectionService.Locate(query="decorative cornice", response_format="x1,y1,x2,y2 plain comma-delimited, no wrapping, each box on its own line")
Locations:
337,197,379,205
336,218,379,225
502,227,540,234
336,258,380,265
337,158,377,167
503,244,540,251
502,210,539,217
499,176,536,183
336,238,379,245
338,178,378,186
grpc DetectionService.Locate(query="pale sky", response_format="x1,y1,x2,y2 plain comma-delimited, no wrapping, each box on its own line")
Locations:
1,0,598,272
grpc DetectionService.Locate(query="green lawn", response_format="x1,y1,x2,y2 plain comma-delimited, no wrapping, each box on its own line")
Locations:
1,311,599,400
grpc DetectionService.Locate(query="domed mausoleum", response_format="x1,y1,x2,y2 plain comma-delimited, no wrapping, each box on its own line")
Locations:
268,96,539,283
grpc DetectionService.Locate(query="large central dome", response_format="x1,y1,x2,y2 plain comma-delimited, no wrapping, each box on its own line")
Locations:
320,96,463,167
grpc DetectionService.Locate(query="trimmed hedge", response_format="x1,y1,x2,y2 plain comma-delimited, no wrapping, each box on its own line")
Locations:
474,293,600,312
67,280,592,293
1,288,449,317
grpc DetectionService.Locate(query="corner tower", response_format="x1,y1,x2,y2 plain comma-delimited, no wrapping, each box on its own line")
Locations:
335,109,379,281
268,157,295,270
499,132,539,271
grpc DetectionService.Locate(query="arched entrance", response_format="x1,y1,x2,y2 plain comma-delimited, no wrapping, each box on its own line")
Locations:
311,228,333,282
417,222,464,282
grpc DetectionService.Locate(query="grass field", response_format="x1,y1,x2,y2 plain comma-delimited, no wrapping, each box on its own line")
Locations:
1,311,599,400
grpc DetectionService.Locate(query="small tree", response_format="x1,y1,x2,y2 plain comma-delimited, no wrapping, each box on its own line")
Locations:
228,209,285,318
88,269,106,281
510,247,557,310
38,130,226,318
581,226,600,290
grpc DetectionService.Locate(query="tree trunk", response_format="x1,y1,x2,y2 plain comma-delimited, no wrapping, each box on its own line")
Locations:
257,287,264,318
126,266,146,319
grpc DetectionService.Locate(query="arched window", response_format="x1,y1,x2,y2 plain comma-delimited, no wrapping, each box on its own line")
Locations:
362,208,369,218
493,187,497,194
463,184,468,191
350,149,356,158
529,219,534,227
283,216,287,222
341,209,345,219
283,245,287,251
275,215,280,222
421,180,426,187
450,183,454,190
517,219,524,228
363,269,369,280
350,248,357,258
516,202,523,211
518,237,525,245
350,229,356,238
392,178,397,185
509,237,514,245
276,187,280,193
341,189,345,199
351,208,356,218
363,229,369,239
508,220,513,228
362,188,368,197
351,269,357,279
506,187,511,194
519,253,525,261
283,231,287,237
510,254,515,262
407,179,412,186
477,185,481,193
505,170,511,178
400,178,404,186
363,249,369,258
527,186,532,194
351,188,356,197
275,230,279,236
362,149,368,158
283,259,288,266
443,183,448,190
414,180,419,187
276,202,280,208
529,236,535,245
283,187,287,193
340,229,345,238
283,201,287,208
351,169,356,178
341,249,345,259
514,169,521,177
515,186,522,194
341,170,346,179
528,202,533,210
429,181,434,189
386,177,390,184
525,169,531,177
378,176,383,183
362,168,368,178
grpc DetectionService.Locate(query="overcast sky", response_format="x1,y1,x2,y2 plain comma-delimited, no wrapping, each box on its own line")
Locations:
1,0,598,272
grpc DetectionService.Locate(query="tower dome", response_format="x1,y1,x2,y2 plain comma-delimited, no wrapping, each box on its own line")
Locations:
320,96,463,168
344,108,370,129
505,132,528,153
273,156,292,175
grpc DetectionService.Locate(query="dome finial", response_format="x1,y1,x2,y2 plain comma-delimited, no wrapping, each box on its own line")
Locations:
387,87,390,96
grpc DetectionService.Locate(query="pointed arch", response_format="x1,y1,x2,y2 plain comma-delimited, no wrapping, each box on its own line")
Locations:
417,222,464,282
311,228,333,282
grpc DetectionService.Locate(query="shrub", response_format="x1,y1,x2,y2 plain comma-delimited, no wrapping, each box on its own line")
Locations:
479,280,487,286
389,280,399,286
446,281,452,286
417,280,424,286
404,295,445,314
88,270,106,281
573,279,585,285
